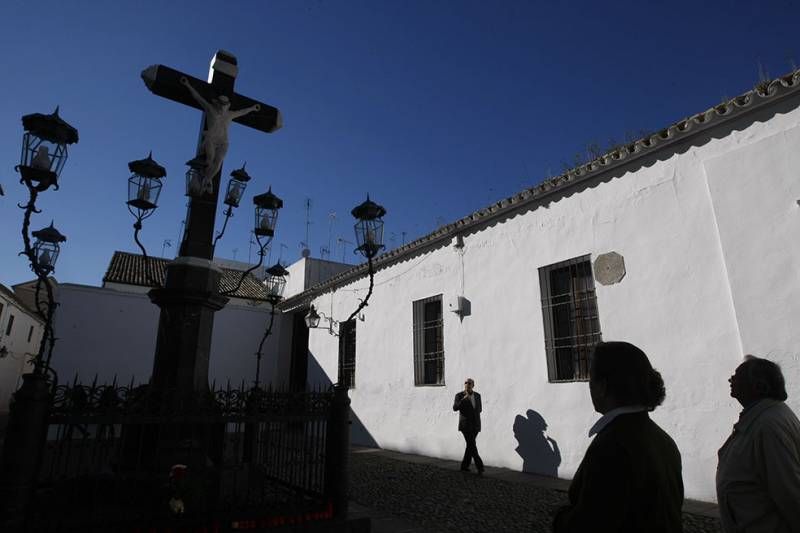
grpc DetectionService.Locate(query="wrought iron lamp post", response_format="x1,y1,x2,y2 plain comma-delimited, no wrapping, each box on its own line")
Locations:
212,164,251,249
16,108,78,376
126,152,166,286
305,196,387,332
253,262,289,388
1,109,77,527
221,186,283,297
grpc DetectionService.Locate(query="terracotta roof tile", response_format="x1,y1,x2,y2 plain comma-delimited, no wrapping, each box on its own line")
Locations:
103,251,267,301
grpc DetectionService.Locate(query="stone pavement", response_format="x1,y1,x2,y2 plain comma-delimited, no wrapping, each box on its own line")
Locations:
348,446,721,533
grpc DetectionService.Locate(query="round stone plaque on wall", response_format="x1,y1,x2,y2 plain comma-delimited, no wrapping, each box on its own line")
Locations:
594,252,626,285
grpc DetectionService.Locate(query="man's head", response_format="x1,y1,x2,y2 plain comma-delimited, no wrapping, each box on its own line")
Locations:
729,355,787,408
215,94,231,110
464,378,475,393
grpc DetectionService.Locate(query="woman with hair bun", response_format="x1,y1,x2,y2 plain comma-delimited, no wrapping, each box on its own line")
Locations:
553,341,684,533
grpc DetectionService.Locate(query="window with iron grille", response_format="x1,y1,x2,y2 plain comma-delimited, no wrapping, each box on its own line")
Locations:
338,320,356,389
413,295,444,386
539,255,602,382
28,325,34,343
5,314,14,336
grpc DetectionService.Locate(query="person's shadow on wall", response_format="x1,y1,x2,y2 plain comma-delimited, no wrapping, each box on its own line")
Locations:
513,409,561,477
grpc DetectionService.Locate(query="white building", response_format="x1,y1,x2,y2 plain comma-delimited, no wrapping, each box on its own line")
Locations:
277,71,800,502
46,251,349,389
0,284,44,413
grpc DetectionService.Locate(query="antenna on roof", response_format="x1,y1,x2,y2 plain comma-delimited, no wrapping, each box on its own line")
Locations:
161,239,172,258
301,198,312,258
337,237,353,263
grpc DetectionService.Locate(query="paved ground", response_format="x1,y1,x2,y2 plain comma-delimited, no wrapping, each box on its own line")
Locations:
348,446,721,533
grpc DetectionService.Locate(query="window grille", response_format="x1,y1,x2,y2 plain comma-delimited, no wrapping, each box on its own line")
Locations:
5,314,14,336
413,295,444,385
539,255,602,382
338,320,356,389
28,325,34,343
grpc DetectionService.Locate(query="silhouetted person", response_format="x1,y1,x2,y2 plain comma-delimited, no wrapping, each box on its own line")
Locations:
716,355,800,533
553,341,683,533
453,378,483,474
513,409,561,476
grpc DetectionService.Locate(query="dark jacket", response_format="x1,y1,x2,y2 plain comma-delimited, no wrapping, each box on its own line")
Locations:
553,411,684,533
453,391,481,433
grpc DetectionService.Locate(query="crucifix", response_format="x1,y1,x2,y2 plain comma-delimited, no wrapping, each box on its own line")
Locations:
141,50,281,259
140,51,282,397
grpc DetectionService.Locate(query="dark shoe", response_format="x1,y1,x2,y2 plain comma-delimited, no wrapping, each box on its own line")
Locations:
460,467,470,472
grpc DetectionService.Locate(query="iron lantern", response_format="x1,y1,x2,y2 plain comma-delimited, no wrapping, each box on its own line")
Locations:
126,152,166,220
304,305,321,329
351,195,386,259
17,107,79,191
253,187,283,238
264,262,289,305
224,164,251,208
31,221,66,273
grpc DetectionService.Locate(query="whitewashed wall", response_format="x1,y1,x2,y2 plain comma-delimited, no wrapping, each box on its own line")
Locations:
51,284,285,388
302,103,800,502
0,291,42,412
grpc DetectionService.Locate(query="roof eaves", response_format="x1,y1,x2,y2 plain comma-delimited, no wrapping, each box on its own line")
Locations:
279,69,800,311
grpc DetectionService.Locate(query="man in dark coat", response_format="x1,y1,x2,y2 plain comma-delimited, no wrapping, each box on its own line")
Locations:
453,378,484,474
553,342,684,533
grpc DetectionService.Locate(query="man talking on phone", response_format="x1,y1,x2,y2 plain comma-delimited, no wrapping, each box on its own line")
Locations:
453,378,484,474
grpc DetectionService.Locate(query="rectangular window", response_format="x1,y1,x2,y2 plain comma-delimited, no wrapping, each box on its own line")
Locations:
338,320,356,389
27,325,34,343
5,314,14,336
539,255,602,382
413,295,444,385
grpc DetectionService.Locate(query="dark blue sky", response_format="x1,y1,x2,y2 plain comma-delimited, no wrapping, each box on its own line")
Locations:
1,0,797,286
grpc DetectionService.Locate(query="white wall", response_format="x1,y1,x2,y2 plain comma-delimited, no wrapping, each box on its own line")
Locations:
51,284,285,388
0,291,42,412
301,103,800,502
284,258,351,299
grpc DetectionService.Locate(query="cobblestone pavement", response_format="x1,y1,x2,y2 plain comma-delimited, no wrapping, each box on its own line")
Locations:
349,450,721,533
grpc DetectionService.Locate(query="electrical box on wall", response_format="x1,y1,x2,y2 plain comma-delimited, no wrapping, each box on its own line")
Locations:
448,295,471,317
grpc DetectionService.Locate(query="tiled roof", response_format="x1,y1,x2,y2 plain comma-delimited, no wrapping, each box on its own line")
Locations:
280,69,800,311
103,251,268,301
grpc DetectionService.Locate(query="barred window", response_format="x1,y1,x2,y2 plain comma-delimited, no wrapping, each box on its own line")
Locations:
27,325,34,343
5,314,14,336
338,320,356,389
413,295,444,386
539,255,602,382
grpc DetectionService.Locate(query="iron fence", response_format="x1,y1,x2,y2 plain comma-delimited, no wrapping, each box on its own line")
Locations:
1,377,350,532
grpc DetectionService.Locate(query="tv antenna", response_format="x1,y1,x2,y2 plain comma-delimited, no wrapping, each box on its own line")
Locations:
278,243,289,262
301,197,312,258
337,237,353,263
161,239,172,258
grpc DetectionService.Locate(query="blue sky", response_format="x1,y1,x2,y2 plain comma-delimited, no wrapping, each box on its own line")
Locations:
1,0,798,286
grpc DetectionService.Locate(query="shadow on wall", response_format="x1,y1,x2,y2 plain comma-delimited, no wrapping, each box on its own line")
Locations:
307,350,379,448
513,409,561,477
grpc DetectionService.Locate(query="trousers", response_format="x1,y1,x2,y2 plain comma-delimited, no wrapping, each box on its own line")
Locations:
460,430,484,471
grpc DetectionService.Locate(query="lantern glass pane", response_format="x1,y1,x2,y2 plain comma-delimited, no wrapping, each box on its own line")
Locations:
255,206,279,237
224,179,247,207
305,309,321,329
33,240,60,272
20,132,69,178
266,275,286,299
354,218,384,257
127,175,161,211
